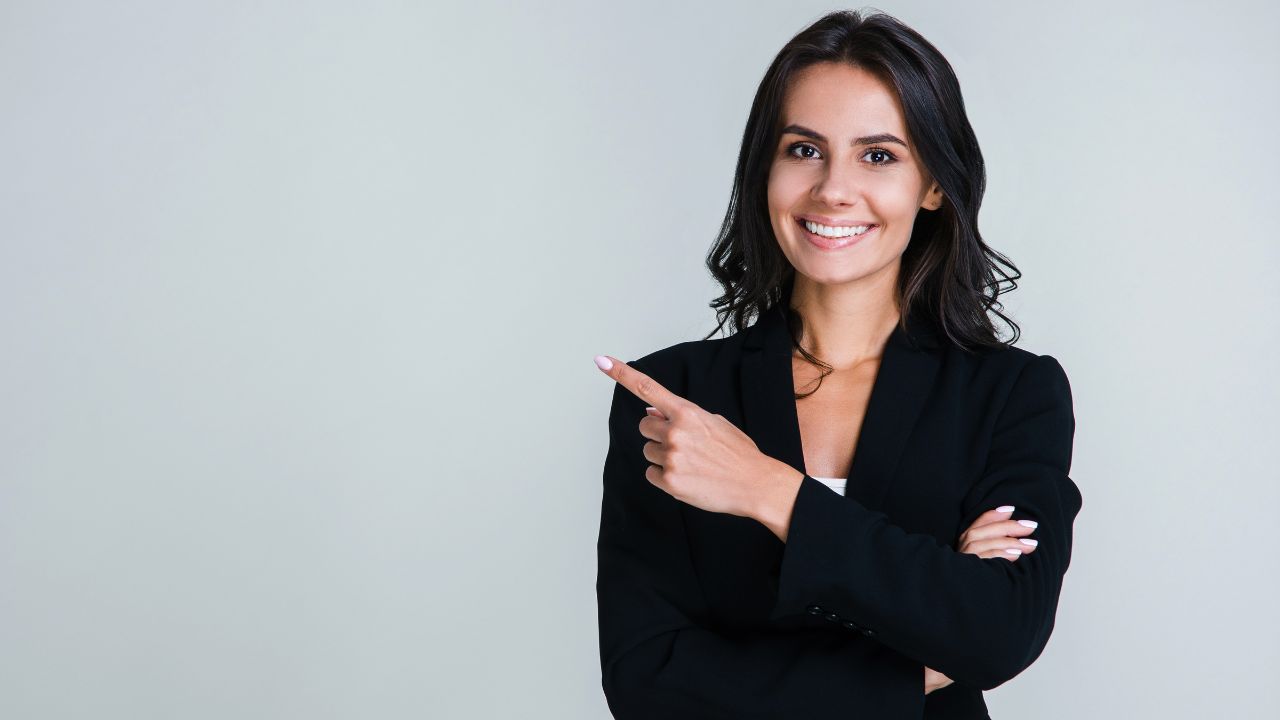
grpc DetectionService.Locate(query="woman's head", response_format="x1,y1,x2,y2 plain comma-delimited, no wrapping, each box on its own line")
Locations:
705,9,1021,353
767,61,944,301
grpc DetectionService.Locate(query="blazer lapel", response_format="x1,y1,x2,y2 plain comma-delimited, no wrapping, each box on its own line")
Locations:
739,302,942,511
739,304,805,482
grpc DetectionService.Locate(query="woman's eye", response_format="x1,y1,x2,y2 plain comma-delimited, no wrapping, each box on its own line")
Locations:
787,142,821,160
785,142,897,166
863,147,897,165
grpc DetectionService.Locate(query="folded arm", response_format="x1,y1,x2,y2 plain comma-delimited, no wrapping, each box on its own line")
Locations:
765,353,1083,690
596,360,923,718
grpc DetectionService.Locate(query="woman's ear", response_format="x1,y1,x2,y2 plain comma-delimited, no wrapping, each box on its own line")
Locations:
922,181,945,211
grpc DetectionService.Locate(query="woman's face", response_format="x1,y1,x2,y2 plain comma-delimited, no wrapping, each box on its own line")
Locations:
767,62,943,290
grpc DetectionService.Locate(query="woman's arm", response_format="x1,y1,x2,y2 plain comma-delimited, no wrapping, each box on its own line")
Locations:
596,359,924,719
758,353,1082,691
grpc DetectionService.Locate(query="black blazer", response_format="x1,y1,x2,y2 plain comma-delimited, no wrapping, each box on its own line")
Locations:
596,303,1082,719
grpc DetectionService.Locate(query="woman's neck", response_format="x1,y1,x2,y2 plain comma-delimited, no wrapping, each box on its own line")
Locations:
789,282,900,370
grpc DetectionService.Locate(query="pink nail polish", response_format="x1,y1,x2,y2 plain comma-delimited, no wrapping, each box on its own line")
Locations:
594,355,613,371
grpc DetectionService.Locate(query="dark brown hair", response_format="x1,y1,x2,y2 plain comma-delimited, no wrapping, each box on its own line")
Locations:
702,8,1021,395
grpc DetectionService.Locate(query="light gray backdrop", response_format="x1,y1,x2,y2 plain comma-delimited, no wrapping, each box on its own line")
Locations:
2,1,1276,718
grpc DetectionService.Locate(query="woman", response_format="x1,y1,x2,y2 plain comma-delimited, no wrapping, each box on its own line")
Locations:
593,9,1081,719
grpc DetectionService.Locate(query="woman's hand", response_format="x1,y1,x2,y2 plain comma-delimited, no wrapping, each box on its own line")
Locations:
924,505,1040,695
956,505,1041,560
595,355,789,518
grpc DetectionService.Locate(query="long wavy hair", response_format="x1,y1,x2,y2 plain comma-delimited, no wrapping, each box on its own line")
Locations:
702,8,1022,396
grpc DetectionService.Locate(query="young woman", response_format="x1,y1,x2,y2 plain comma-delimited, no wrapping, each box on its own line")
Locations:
593,10,1081,719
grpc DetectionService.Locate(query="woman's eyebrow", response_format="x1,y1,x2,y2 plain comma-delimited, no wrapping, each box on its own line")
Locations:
780,124,908,148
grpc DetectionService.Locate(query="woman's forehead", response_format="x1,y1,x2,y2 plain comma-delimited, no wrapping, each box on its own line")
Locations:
782,64,906,137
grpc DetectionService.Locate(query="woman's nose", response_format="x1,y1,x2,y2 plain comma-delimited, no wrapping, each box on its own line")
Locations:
810,163,864,206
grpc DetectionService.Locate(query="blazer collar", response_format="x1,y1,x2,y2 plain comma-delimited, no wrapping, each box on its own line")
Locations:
738,303,942,510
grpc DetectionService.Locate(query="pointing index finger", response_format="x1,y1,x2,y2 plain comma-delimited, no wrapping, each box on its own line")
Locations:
596,355,684,417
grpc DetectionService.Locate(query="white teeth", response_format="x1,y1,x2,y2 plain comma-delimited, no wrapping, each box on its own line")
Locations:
802,220,874,238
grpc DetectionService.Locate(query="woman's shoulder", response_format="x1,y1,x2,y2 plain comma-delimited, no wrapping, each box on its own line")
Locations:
951,338,1064,374
942,339,1073,416
623,334,738,396
622,308,786,404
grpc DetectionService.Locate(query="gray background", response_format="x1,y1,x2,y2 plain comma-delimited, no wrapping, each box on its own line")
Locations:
2,1,1276,717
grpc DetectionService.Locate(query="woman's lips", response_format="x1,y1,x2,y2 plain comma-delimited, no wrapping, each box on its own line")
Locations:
796,218,877,250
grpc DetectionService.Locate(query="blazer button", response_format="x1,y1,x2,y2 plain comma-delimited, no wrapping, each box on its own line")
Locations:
824,612,840,623
862,628,877,637
840,620,861,631
806,605,824,615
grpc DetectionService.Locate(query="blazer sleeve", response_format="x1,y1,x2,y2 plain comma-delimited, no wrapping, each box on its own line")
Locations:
768,353,1083,691
596,358,924,720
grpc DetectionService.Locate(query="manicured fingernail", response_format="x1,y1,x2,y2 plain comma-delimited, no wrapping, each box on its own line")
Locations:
1019,538,1038,546
1005,548,1022,555
1018,520,1038,528
594,355,613,371
996,505,1015,513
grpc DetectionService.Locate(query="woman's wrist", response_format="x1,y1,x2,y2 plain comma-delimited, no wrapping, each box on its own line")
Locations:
751,459,805,541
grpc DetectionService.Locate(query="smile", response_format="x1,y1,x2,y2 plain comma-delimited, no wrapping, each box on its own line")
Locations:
796,218,878,250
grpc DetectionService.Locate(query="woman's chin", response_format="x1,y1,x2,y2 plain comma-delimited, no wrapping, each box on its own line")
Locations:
798,269,863,286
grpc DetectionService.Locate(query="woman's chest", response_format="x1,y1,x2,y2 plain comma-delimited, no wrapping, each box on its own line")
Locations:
679,361,982,632
792,357,877,479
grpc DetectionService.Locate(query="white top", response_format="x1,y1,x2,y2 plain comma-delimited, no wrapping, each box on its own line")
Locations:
810,475,847,496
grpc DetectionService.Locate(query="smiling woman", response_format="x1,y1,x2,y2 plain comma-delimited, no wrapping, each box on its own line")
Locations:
596,8,1081,720
769,63,945,289
703,12,1021,377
